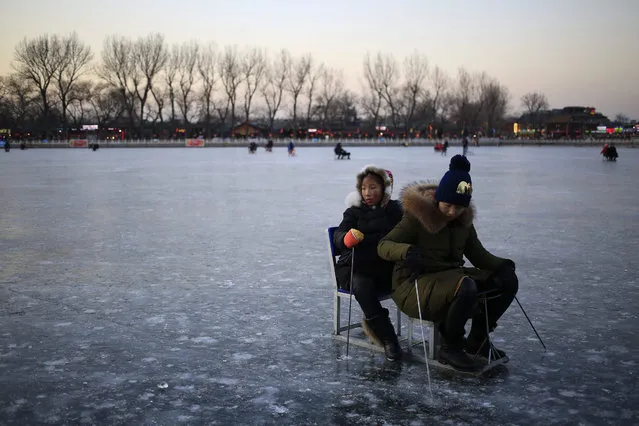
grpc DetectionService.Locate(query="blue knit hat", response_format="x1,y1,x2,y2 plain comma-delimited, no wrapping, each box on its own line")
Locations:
435,155,473,207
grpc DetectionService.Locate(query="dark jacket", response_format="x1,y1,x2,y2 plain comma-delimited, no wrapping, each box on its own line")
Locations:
334,197,403,288
377,183,512,318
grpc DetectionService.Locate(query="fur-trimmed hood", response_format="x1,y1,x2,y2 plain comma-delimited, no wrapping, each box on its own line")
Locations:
400,182,475,234
344,165,394,208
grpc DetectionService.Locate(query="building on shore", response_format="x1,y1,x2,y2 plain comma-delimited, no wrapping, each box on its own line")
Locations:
230,122,269,138
514,106,611,138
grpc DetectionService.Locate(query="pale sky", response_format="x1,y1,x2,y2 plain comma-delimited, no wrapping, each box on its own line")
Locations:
1,0,637,118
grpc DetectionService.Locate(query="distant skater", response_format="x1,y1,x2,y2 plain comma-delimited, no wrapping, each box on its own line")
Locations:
334,142,350,159
441,140,449,157
265,140,274,152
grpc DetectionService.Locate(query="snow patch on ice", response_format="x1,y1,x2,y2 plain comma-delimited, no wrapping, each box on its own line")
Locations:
175,385,195,392
559,390,583,398
44,359,67,367
232,352,254,361
210,377,239,386
145,315,165,325
272,405,289,414
191,336,217,344
586,354,606,363
608,345,628,354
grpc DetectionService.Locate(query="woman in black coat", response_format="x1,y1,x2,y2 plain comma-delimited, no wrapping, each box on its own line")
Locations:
333,165,403,360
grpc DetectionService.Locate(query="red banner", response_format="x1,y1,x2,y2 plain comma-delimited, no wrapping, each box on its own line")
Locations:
186,139,205,147
69,139,88,148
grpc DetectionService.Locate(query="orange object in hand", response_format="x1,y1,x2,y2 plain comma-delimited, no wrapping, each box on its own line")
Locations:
343,229,364,248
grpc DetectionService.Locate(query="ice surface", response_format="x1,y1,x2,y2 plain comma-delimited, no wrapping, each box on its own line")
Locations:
1,145,638,424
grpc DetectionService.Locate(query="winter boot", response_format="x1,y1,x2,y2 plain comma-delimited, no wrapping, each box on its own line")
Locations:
437,323,481,372
466,318,507,360
438,343,482,372
362,317,384,347
466,338,507,360
367,309,402,361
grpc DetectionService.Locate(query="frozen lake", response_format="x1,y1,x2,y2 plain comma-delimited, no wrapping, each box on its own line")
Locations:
1,146,638,425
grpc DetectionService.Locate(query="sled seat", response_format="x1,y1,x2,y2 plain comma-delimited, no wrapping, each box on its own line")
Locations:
327,227,401,353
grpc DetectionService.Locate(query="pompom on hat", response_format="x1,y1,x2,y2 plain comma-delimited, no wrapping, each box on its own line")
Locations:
434,155,473,207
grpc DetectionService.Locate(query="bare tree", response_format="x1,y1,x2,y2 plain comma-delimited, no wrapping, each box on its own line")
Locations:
399,51,428,133
197,42,217,137
0,77,6,120
286,52,309,129
98,35,137,130
220,45,242,129
333,89,359,129
66,80,93,128
362,52,385,128
317,67,344,128
261,49,289,131
429,66,448,124
12,34,63,128
614,113,630,124
89,83,125,131
150,85,167,124
144,101,161,129
132,33,168,132
0,77,9,125
469,72,490,130
98,33,167,135
480,76,509,136
521,91,549,115
305,60,322,124
241,47,266,124
452,67,473,129
163,45,181,123
438,92,455,130
450,67,483,133
376,53,401,129
176,41,199,124
3,74,37,128
54,32,93,137
521,91,549,130
213,98,230,128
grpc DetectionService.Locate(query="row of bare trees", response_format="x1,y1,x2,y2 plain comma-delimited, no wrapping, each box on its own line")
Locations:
362,52,512,136
0,32,547,139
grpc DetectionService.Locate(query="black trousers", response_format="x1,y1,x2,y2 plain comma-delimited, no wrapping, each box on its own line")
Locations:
441,268,518,345
345,273,392,320
473,267,519,332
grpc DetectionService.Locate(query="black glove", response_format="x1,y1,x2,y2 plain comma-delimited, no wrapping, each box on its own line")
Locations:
489,259,516,288
404,246,423,278
497,259,516,273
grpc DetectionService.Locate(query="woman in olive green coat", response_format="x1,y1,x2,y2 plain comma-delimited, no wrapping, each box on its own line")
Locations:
377,155,518,372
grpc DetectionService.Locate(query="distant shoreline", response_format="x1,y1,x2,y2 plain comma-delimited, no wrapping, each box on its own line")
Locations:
10,138,639,149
